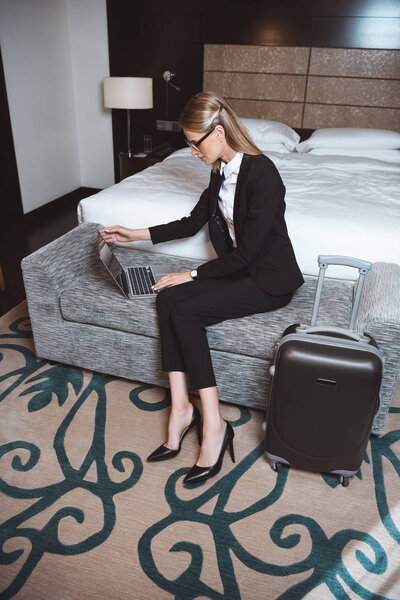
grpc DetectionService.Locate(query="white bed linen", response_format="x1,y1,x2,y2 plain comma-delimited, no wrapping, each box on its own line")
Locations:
78,148,400,280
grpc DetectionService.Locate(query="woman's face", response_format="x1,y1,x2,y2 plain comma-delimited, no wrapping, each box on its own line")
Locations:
183,126,223,165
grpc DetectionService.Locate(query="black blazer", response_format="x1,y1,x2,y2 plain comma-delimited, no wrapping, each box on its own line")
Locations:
149,153,304,296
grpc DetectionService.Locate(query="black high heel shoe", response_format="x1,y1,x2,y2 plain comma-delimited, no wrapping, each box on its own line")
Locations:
183,420,235,485
147,404,202,462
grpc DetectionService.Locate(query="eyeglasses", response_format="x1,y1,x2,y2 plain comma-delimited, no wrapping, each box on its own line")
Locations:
185,126,215,151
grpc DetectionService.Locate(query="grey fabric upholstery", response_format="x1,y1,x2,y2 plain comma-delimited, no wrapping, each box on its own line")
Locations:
354,263,400,434
60,253,353,361
22,222,400,435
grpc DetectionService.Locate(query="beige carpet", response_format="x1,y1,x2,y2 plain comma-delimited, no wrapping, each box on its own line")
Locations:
0,302,399,600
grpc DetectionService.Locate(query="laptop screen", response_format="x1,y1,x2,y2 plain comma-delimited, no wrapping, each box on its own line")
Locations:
98,232,128,296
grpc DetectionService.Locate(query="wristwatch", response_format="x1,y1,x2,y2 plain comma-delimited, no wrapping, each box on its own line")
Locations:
190,269,198,280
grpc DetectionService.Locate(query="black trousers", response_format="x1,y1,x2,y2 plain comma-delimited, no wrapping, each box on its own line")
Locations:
156,271,292,390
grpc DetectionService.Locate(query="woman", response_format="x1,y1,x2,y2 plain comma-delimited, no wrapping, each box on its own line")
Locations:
100,92,304,485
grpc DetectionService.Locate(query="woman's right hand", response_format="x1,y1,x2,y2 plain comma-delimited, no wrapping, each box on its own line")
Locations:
99,225,134,243
98,225,151,243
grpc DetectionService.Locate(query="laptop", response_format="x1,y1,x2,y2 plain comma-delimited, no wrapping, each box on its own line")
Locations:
98,231,174,298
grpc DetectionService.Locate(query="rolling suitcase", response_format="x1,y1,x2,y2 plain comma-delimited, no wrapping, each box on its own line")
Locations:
265,255,383,487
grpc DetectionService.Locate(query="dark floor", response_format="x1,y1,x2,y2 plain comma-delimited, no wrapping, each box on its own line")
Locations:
0,187,100,317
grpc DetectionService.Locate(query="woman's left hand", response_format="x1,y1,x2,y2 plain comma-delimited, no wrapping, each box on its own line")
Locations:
153,271,193,291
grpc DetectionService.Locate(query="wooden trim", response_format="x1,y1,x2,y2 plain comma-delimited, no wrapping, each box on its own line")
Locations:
0,46,24,236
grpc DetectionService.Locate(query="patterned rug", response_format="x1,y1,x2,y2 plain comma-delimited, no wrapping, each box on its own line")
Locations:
0,302,399,600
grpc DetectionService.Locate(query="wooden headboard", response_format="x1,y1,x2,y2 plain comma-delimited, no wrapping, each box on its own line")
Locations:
203,45,400,131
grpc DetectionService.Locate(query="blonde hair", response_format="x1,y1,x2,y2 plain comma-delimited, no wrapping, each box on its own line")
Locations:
179,91,262,172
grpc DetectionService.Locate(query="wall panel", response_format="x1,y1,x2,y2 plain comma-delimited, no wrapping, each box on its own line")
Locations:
310,17,400,49
228,99,303,127
204,72,307,103
303,105,400,130
306,77,400,109
309,48,400,78
204,0,400,49
204,45,310,74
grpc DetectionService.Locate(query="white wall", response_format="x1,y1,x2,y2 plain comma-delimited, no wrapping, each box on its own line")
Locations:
67,0,114,189
0,0,114,214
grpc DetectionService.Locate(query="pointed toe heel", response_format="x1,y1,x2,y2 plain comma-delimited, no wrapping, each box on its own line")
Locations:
147,403,201,462
147,443,179,462
183,420,235,485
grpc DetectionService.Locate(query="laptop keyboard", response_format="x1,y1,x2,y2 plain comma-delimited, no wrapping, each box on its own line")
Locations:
127,266,157,295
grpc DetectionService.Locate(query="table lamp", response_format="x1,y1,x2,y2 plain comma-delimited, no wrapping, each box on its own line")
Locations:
103,77,153,157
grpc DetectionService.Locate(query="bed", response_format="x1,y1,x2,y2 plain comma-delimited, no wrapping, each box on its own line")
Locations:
77,122,400,281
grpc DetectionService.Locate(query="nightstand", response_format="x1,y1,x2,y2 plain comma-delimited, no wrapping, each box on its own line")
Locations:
118,152,162,181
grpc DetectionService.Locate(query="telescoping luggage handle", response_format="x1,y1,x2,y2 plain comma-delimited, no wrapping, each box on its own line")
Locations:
310,255,372,331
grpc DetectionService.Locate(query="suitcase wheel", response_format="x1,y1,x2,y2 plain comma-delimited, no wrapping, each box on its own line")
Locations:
271,461,283,473
339,475,350,487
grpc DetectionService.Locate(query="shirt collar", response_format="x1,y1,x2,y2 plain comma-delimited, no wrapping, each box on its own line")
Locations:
220,152,243,179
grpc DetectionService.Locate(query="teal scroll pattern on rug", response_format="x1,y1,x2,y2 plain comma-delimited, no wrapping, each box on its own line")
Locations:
0,314,399,599
133,374,399,600
130,384,172,411
0,316,32,340
137,444,392,600
0,317,143,600
371,431,400,545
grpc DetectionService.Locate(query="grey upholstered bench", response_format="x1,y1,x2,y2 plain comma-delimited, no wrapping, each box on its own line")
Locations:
22,222,400,435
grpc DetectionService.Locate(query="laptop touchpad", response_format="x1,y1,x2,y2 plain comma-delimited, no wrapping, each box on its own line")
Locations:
153,264,173,280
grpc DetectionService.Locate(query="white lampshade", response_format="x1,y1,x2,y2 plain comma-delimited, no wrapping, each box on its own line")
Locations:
103,77,153,109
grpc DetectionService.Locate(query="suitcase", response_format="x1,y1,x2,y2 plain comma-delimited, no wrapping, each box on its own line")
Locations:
265,255,383,487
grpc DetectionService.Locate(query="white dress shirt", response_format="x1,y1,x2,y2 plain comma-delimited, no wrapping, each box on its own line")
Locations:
218,152,243,247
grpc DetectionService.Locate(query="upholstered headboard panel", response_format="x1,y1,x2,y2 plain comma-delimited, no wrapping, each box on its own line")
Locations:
203,45,400,131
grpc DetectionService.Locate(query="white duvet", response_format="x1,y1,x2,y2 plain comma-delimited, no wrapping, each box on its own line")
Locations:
78,148,400,280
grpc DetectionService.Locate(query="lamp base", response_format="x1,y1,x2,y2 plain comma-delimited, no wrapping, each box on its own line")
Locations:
127,108,132,158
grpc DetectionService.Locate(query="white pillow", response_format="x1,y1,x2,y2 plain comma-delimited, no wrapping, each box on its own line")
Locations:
305,147,400,163
260,143,292,153
240,117,300,151
297,128,400,153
